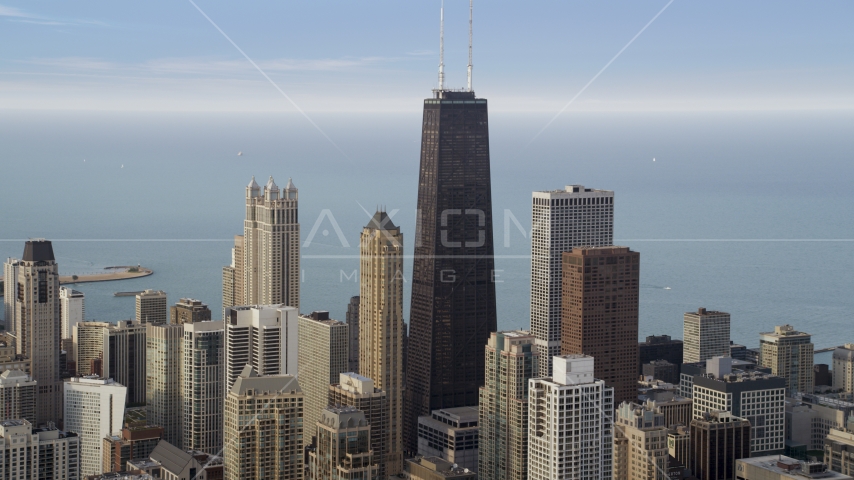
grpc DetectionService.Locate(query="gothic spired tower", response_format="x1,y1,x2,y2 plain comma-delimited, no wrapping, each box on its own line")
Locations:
404,0,497,452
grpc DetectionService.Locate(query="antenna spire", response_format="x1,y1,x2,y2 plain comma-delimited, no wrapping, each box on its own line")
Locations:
467,0,473,92
439,0,445,90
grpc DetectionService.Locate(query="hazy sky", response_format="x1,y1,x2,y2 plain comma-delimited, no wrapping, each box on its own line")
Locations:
1,1,853,112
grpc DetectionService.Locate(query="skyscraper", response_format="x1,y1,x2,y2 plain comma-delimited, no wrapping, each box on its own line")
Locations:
329,373,388,480
359,210,404,475
169,298,211,325
683,308,731,364
223,176,300,313
612,401,668,480
145,323,183,447
135,290,167,324
224,304,299,392
298,311,348,448
528,355,614,480
309,406,377,480
3,240,63,424
182,320,224,454
73,320,146,405
689,411,751,480
0,420,80,480
530,185,614,377
0,369,37,424
560,246,640,404
833,344,854,393
346,296,360,374
64,376,127,477
405,69,498,453
759,324,815,394
60,287,85,340
478,331,538,480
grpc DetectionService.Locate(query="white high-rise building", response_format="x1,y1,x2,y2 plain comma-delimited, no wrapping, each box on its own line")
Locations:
224,304,298,392
0,419,80,480
63,376,126,477
60,287,85,340
183,320,224,454
683,307,731,364
530,185,614,376
528,355,614,480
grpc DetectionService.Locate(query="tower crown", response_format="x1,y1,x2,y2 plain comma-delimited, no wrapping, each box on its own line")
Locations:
246,176,261,198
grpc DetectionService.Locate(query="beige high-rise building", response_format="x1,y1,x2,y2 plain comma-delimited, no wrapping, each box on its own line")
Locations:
833,344,854,393
72,320,147,405
223,366,303,480
0,369,37,424
169,298,211,325
3,240,63,425
358,210,404,476
329,373,388,479
223,176,300,314
146,323,183,447
136,290,167,324
309,406,377,480
183,320,224,454
298,311,348,448
613,401,668,480
760,324,814,394
478,331,539,480
683,308,730,364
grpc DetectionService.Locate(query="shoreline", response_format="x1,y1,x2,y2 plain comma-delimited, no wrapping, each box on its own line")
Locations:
0,266,153,288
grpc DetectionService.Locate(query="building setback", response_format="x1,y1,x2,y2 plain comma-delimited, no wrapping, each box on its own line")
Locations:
560,246,640,404
182,320,224,454
405,88,498,452
683,308,730,364
329,373,388,480
309,406,377,480
530,185,614,377
417,406,479,473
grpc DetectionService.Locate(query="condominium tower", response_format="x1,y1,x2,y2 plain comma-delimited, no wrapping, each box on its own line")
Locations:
222,176,300,313
64,376,127,477
530,185,614,377
759,324,815,394
329,373,388,479
405,86,498,451
478,331,539,480
223,366,303,480
72,320,146,405
145,323,183,447
298,311,348,447
60,287,85,340
834,344,854,393
309,406,377,480
0,419,80,480
560,246,640,404
359,209,404,475
224,304,298,392
182,320,224,454
528,355,614,480
135,290,167,324
0,369,37,424
170,298,211,325
683,308,731,364
612,401,668,480
3,240,63,424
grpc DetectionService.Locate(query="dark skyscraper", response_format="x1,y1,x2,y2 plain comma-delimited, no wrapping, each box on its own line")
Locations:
404,88,498,451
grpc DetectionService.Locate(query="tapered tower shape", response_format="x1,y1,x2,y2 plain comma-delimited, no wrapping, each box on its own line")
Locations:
404,87,498,451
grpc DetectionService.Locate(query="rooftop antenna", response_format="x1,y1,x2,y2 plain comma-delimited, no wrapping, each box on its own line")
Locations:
467,0,473,91
438,0,445,91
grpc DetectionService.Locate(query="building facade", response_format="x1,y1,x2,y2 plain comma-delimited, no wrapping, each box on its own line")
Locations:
298,311,348,448
528,355,614,480
224,304,299,392
346,296,360,373
560,246,640,404
223,366,303,480
3,240,63,425
359,210,404,476
683,308,730,364
0,370,37,424
182,320,224,454
328,373,388,480
638,335,683,376
0,419,80,480
736,455,852,480
309,406,377,480
478,331,538,480
64,376,127,477
60,287,85,340
145,323,182,447
759,324,815,394
169,298,211,325
73,320,147,405
417,406,479,473
102,425,163,473
690,411,751,480
405,89,498,452
825,418,854,476
613,401,668,480
530,185,614,377
833,345,854,393
135,290,167,324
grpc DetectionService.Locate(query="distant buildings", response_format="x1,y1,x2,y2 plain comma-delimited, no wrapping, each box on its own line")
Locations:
182,320,224,454
759,324,815,394
135,290,167,324
60,287,85,340
169,298,211,325
64,376,127,477
0,419,80,480
613,401,668,480
3,240,64,424
690,411,751,480
528,355,614,480
638,334,683,376
561,246,640,404
683,308,730,364
309,406,377,480
298,310,348,448
145,323,182,447
417,406,479,473
359,210,405,476
223,366,303,480
834,345,854,393
224,304,299,392
222,176,300,313
478,331,538,480
0,369,36,424
736,455,852,480
328,373,388,480
72,320,147,405
787,393,854,452
530,185,614,377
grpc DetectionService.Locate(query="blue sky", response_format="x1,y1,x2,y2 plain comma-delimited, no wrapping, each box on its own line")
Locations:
1,1,852,112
